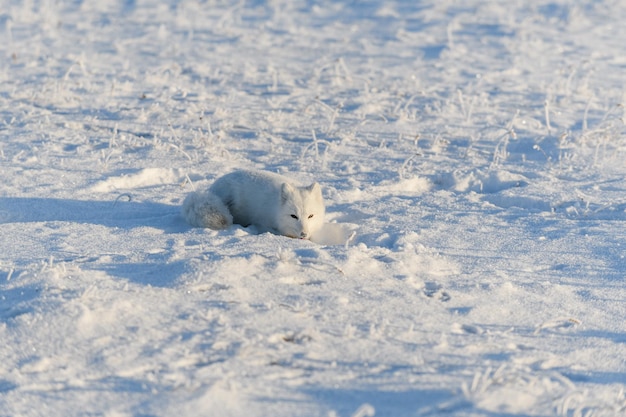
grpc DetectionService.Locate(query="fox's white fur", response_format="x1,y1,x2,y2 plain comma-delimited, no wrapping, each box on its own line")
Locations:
182,170,325,239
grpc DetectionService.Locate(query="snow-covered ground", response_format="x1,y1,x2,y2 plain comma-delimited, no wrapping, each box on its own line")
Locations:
1,1,626,416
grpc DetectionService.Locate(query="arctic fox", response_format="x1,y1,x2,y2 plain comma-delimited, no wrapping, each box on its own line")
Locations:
182,170,325,239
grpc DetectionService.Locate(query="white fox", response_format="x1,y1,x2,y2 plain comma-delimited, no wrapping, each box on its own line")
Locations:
182,170,325,239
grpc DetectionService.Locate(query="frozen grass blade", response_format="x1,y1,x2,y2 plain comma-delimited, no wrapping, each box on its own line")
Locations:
490,111,518,168
301,129,332,169
544,99,552,135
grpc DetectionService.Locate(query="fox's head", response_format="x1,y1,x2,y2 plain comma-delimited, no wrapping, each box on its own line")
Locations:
279,182,325,239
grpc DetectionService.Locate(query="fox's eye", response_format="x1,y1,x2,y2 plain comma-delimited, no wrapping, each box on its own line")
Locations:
308,214,314,219
291,214,298,220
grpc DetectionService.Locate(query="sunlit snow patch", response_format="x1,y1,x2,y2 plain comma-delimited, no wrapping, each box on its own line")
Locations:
90,168,184,192
310,222,356,246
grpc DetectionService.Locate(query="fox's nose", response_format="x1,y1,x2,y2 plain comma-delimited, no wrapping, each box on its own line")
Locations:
300,231,308,239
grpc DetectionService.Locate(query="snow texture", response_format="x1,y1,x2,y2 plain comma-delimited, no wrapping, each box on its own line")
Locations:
1,0,626,416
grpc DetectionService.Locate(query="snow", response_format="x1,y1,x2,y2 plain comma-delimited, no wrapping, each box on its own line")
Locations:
1,0,626,416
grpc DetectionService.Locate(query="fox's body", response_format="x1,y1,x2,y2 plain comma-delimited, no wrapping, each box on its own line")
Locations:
182,170,325,239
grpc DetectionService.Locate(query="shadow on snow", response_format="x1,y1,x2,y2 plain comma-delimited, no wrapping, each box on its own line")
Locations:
0,197,185,233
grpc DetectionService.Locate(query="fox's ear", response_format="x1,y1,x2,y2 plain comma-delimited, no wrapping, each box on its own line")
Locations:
281,183,295,204
308,182,322,198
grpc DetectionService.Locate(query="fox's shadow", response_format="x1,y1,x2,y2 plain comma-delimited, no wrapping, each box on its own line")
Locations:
0,197,184,233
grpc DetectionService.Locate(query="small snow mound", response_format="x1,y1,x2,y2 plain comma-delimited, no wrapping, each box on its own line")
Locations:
388,176,432,193
483,194,552,212
90,168,183,192
478,170,528,194
433,170,528,194
311,222,356,246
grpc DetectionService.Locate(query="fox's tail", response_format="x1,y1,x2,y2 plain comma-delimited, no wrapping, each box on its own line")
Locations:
182,191,233,229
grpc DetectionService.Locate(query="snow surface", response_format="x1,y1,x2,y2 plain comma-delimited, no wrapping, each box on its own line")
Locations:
1,0,626,416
